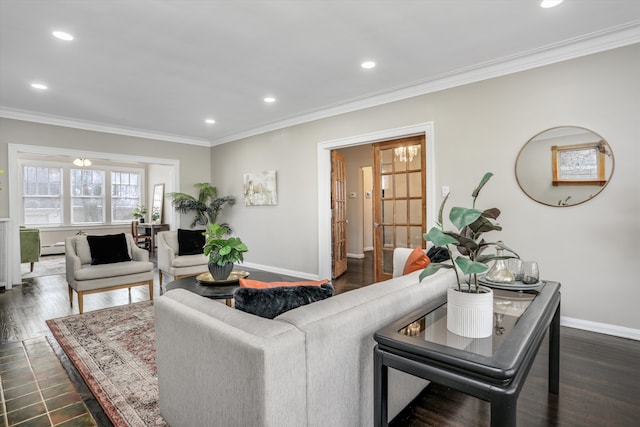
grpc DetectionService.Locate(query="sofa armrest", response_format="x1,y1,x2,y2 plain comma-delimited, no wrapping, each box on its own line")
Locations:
155,290,307,427
64,237,82,284
157,232,174,271
130,242,149,262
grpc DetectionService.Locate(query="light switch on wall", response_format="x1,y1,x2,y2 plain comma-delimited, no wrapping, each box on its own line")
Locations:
441,186,450,197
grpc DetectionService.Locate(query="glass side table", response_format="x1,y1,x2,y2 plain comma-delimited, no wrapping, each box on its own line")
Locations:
373,281,561,427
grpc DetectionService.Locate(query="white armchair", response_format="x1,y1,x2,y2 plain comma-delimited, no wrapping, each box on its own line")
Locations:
157,230,208,287
65,233,154,314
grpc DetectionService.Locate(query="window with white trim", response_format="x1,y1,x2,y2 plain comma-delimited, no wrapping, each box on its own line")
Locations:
111,171,141,222
20,159,145,227
71,169,105,224
23,166,63,225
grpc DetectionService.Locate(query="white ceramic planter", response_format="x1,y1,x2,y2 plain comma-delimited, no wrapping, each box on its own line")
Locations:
447,285,494,338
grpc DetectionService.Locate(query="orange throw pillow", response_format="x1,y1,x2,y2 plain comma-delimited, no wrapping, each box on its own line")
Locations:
240,278,329,289
403,246,431,275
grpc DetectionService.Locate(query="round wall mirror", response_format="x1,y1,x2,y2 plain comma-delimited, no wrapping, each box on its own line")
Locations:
515,126,614,207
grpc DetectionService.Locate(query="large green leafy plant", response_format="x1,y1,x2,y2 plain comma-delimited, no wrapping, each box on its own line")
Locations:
169,183,235,228
419,172,518,292
203,223,248,266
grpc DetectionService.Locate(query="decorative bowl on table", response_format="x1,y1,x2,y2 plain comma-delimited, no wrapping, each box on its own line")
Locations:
196,270,250,285
478,274,541,291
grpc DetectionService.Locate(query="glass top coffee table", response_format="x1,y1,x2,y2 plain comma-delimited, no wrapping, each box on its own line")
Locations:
373,281,561,427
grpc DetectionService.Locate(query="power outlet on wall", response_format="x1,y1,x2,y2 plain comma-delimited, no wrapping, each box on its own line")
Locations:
441,186,450,197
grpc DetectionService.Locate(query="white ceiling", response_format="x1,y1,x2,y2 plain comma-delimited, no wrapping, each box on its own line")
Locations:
1,1,639,147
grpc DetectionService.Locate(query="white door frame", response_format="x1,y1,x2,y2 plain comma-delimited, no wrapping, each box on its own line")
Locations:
316,122,436,280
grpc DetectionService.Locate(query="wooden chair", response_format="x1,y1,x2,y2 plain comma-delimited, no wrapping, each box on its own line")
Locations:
131,221,152,250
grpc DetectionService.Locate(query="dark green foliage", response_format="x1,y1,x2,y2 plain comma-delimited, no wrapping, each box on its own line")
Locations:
169,183,235,228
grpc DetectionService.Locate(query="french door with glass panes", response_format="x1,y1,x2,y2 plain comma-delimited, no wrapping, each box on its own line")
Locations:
372,135,426,282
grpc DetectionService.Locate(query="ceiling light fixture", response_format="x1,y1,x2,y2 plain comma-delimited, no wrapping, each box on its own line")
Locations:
540,0,563,8
73,158,92,167
264,97,276,103
52,31,74,41
394,146,419,163
205,118,216,124
361,61,376,69
30,83,48,90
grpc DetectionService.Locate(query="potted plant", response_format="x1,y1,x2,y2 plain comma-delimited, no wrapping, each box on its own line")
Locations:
419,172,518,338
132,204,147,223
169,183,236,228
203,223,248,281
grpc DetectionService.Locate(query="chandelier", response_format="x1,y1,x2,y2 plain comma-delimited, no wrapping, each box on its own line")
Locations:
73,158,92,167
394,146,419,163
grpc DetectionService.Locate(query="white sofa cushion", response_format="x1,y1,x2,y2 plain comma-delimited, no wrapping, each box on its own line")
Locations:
74,260,153,281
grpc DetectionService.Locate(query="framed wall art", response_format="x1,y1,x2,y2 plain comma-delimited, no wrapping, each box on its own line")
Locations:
243,170,277,206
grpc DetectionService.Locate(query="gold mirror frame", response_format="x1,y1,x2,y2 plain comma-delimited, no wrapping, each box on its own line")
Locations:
515,126,614,207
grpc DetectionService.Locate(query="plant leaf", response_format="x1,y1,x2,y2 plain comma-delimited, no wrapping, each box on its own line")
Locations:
437,193,449,226
424,228,458,247
471,172,493,198
419,263,452,282
455,257,488,275
450,207,482,231
481,208,500,220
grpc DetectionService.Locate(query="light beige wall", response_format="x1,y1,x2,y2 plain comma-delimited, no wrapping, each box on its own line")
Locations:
0,118,212,229
212,44,640,330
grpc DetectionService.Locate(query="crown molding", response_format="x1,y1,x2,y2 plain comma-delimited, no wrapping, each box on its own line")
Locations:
2,22,638,148
0,108,211,147
212,21,640,146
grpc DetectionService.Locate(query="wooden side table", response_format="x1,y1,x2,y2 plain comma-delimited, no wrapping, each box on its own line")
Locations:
136,222,169,255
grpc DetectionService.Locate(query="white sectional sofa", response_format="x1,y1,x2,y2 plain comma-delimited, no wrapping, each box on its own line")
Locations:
154,247,456,426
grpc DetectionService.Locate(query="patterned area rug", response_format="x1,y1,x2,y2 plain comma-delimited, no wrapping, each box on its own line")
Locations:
46,302,167,427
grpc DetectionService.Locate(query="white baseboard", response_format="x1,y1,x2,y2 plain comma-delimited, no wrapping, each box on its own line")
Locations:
241,262,321,281
347,253,365,259
364,247,373,252
561,316,640,341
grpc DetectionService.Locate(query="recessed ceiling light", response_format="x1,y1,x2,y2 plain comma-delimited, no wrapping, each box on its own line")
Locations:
264,97,276,103
361,61,376,69
52,31,74,41
205,118,216,124
31,83,48,90
540,0,563,8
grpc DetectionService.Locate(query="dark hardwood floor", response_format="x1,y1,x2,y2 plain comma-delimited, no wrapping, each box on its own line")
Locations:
2,253,639,426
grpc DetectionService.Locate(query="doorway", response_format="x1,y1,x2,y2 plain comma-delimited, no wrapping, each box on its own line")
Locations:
328,132,429,286
317,122,436,282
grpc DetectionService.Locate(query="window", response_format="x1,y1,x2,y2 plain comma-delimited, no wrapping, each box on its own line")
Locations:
21,160,144,227
23,166,63,225
112,171,141,222
551,142,607,186
71,169,105,224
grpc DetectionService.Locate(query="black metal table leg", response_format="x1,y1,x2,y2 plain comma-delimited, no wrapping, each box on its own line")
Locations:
549,300,561,394
374,345,388,427
491,393,517,427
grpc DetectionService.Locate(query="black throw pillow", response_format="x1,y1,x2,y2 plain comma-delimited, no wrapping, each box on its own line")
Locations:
87,233,131,265
234,283,334,319
177,229,205,255
427,245,451,263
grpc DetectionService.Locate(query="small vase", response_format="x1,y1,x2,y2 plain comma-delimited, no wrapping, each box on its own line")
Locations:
485,244,514,284
139,218,145,223
208,261,234,281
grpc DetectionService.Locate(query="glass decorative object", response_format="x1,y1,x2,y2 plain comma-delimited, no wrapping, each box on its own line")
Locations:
485,244,515,284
